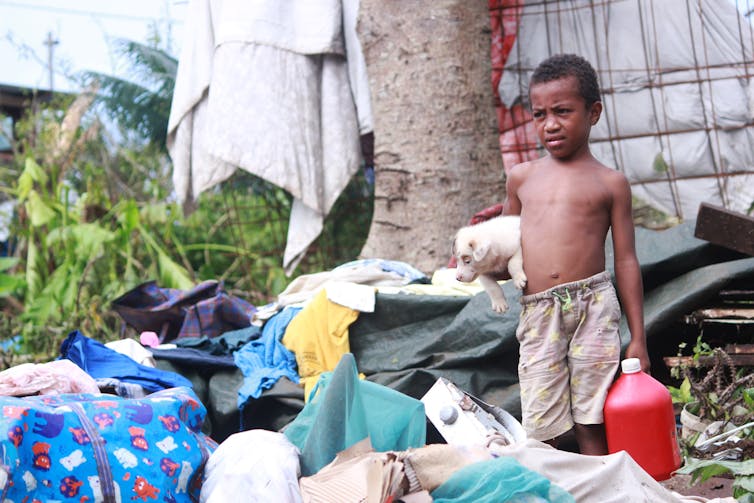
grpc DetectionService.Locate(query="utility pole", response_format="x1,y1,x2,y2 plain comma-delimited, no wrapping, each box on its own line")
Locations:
43,31,59,91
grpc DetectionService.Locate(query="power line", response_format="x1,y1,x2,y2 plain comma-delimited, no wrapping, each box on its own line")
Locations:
0,0,183,23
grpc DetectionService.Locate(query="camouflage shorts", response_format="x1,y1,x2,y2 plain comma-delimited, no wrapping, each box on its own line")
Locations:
516,271,621,441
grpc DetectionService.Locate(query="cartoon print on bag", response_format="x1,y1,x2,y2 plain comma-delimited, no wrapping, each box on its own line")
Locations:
7,425,23,447
32,411,64,438
177,396,199,426
158,415,180,433
1,389,212,502
60,449,86,471
188,415,202,432
31,441,51,470
40,395,63,406
3,405,29,420
159,457,179,477
128,426,148,451
175,461,192,494
114,447,138,469
95,400,123,419
89,475,122,503
156,436,178,454
93,412,115,429
131,475,159,501
124,402,153,425
69,426,91,445
22,470,37,491
59,474,83,497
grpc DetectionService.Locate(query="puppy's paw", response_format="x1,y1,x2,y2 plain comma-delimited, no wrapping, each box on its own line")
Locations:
513,273,527,290
491,299,509,313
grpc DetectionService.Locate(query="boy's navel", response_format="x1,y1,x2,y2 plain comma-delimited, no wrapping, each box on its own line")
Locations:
550,272,560,279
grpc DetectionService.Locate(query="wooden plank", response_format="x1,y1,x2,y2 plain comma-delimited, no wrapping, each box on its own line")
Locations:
694,202,754,256
724,344,754,354
664,356,699,368
692,308,754,319
664,354,754,368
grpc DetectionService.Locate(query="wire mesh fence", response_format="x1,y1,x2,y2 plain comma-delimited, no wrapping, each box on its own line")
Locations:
207,169,374,305
489,0,754,221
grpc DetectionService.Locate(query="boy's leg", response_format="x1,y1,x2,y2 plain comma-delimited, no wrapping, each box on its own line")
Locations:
517,298,573,443
569,276,621,456
573,423,608,455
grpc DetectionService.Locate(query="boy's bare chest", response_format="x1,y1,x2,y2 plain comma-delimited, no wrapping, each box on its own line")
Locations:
520,173,610,212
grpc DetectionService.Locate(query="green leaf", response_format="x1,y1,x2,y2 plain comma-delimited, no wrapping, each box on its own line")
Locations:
25,191,57,227
0,272,24,296
25,239,43,299
17,171,32,201
46,226,70,248
0,257,19,273
678,458,754,482
118,200,140,233
734,475,754,493
22,295,60,324
734,488,754,502
157,252,193,290
136,223,192,290
669,377,693,404
71,223,115,259
17,158,48,201
140,202,169,225
679,377,692,402
653,153,669,174
695,464,733,483
743,389,754,409
43,260,78,312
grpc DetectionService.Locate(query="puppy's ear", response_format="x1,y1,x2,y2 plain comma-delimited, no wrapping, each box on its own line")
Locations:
472,240,490,262
450,236,457,256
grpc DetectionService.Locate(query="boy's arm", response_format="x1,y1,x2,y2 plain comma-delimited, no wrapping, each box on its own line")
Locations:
610,174,650,372
493,166,524,281
502,166,523,216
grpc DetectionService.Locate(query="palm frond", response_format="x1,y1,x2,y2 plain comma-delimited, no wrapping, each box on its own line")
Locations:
115,39,177,88
79,39,176,149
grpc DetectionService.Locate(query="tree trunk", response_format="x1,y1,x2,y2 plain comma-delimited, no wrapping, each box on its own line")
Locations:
357,0,505,274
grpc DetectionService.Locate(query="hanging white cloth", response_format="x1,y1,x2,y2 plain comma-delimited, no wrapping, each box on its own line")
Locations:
167,0,373,273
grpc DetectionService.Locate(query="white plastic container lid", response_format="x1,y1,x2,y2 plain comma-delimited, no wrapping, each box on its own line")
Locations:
621,358,641,374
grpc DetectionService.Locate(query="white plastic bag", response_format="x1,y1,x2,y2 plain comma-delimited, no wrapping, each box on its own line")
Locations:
200,429,303,503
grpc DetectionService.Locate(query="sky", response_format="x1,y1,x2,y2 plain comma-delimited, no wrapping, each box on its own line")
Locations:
0,0,187,93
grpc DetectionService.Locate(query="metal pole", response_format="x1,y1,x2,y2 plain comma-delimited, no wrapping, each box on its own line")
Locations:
43,31,59,91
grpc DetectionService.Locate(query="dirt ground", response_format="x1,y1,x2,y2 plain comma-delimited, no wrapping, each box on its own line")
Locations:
661,473,735,500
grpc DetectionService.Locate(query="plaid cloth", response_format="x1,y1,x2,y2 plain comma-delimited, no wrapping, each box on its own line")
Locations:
112,280,257,343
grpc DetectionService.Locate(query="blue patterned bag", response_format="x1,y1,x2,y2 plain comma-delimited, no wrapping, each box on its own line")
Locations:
0,386,216,502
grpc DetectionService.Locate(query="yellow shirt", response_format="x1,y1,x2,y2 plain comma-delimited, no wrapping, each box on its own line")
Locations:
282,289,360,399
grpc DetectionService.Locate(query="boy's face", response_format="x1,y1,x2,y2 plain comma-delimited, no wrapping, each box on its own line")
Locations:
529,75,602,161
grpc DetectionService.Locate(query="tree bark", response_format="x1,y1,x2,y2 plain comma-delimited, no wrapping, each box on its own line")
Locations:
357,0,505,274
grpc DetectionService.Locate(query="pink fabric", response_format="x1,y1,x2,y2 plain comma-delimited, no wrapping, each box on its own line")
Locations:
0,359,100,396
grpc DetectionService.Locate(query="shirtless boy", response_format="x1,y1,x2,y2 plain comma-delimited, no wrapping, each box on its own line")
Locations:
503,54,650,455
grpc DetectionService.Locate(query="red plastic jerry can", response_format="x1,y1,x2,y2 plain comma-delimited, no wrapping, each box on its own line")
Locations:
604,358,682,481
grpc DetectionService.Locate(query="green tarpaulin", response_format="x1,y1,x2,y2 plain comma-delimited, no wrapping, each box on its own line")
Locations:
162,221,754,442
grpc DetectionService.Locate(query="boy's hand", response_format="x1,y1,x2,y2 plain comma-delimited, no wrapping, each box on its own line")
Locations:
624,341,651,374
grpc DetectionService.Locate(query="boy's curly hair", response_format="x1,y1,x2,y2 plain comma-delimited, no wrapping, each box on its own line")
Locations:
530,54,601,107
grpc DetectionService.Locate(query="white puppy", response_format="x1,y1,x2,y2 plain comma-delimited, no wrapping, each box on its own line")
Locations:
452,215,527,313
